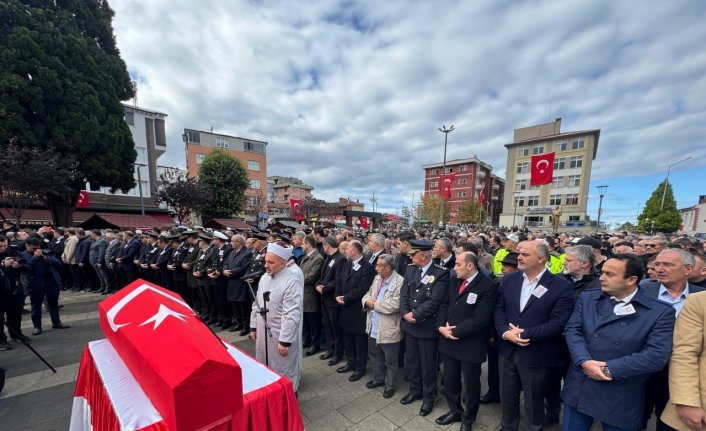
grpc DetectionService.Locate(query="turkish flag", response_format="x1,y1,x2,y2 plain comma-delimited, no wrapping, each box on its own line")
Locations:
290,199,304,221
530,153,555,185
438,173,456,199
77,190,90,208
479,188,485,206
360,216,369,229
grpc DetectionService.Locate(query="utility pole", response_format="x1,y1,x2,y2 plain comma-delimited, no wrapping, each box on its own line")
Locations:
595,185,608,234
438,125,454,229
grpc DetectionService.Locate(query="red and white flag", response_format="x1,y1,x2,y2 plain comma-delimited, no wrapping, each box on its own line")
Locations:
77,190,90,208
530,153,555,186
359,216,369,229
438,173,456,199
479,187,485,206
290,199,304,221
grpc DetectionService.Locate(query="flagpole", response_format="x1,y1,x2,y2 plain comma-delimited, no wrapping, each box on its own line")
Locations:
438,125,454,229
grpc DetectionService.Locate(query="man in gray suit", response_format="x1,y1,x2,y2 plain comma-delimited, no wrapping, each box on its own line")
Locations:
88,230,109,294
104,231,121,294
300,234,324,356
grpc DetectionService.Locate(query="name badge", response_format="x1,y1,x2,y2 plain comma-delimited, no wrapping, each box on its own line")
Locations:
352,263,360,271
199,254,206,260
421,275,431,284
615,304,636,316
466,292,478,305
160,250,166,255
328,260,335,268
188,247,194,252
531,285,548,298
219,250,224,256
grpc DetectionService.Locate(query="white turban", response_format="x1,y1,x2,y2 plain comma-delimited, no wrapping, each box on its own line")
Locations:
267,242,293,261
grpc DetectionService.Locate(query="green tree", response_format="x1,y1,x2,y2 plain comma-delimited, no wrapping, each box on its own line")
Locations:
617,221,636,233
415,194,450,227
400,206,413,228
0,0,136,226
637,180,682,234
456,201,489,226
198,149,250,222
157,172,212,225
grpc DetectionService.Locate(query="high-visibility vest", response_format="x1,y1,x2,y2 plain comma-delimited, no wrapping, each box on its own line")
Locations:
493,248,510,275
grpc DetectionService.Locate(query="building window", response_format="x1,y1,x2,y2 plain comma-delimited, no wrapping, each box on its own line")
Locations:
527,195,539,206
554,157,566,170
135,147,147,165
516,162,529,174
572,138,585,149
569,156,583,169
445,167,453,174
516,196,525,207
216,137,230,148
550,194,562,206
569,215,581,221
458,192,466,198
524,216,544,226
250,179,261,189
125,111,134,126
195,153,205,164
529,183,540,190
247,196,260,207
459,165,467,172
532,144,544,155
244,141,265,154
458,178,467,185
518,147,529,157
186,130,200,144
430,181,438,188
568,175,581,187
565,194,579,205
556,141,567,151
552,176,564,188
431,169,439,175
515,179,527,191
248,160,261,171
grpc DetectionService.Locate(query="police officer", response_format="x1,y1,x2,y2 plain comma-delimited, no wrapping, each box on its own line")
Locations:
399,240,450,417
168,233,189,298
180,230,200,310
193,231,215,322
208,231,232,329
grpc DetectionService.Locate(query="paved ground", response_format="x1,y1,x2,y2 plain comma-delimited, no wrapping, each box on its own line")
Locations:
0,290,655,431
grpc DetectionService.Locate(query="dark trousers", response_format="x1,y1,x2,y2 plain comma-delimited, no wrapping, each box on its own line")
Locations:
83,264,99,290
196,283,209,316
173,280,186,300
443,353,482,425
563,404,633,431
404,334,439,402
643,365,676,431
368,338,400,389
28,285,61,328
486,342,500,399
231,301,250,327
215,283,231,325
70,264,83,290
343,331,368,371
322,305,344,358
0,289,24,341
95,264,111,291
500,351,549,431
545,365,567,420
304,311,322,348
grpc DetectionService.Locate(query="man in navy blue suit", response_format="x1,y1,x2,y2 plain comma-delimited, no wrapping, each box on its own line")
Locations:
494,240,574,431
562,253,675,431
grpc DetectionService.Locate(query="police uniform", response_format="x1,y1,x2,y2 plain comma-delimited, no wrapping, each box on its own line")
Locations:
193,233,215,320
181,231,200,309
209,231,232,328
169,237,189,298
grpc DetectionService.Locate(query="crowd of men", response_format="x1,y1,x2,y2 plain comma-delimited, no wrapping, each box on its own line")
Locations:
3,222,706,431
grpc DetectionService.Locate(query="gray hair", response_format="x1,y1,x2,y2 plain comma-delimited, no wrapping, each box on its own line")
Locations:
370,233,385,248
651,236,669,247
658,248,695,267
105,232,116,239
293,231,306,241
232,234,246,245
378,254,395,269
437,237,453,253
534,240,550,263
349,240,364,254
565,245,595,267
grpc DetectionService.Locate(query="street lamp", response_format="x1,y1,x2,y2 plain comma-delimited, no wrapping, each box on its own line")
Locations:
512,191,521,227
438,125,454,228
134,162,147,216
660,156,691,211
595,185,608,234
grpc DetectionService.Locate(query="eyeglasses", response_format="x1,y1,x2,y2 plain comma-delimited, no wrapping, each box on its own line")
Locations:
644,244,657,248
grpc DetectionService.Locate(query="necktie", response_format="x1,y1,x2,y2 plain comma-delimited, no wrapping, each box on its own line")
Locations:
459,279,468,294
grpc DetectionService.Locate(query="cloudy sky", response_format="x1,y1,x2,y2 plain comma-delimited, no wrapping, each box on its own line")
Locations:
111,0,706,226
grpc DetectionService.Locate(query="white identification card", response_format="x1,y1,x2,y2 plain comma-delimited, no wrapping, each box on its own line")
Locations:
532,285,548,298
615,304,636,316
328,260,335,268
188,247,194,252
219,250,224,256
353,263,360,271
199,254,206,260
466,292,478,305
421,275,431,284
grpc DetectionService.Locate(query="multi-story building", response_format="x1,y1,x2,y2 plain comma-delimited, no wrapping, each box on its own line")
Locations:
268,176,314,204
499,118,600,230
422,157,502,225
183,128,268,221
678,195,706,236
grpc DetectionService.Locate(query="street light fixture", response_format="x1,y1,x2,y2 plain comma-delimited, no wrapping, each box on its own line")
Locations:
595,185,608,234
438,125,454,229
512,191,521,227
660,156,691,211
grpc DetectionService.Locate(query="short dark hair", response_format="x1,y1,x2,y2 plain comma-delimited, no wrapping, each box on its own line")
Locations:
26,237,42,246
398,231,415,243
0,235,7,243
323,235,338,248
458,242,479,255
609,253,644,281
304,235,316,248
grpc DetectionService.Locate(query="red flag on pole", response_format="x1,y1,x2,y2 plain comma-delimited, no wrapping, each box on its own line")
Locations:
77,190,90,208
438,173,456,199
530,153,555,186
290,199,304,221
479,187,485,206
359,216,369,229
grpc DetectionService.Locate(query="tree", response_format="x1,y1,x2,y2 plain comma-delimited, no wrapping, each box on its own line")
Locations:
617,221,636,233
245,189,267,227
0,141,78,226
400,206,413,228
637,180,682,234
415,194,450,227
301,196,328,224
197,149,250,222
456,201,490,226
0,0,137,226
157,172,211,225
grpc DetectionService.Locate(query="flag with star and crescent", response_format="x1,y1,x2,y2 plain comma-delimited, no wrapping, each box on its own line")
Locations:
438,172,456,199
530,152,555,186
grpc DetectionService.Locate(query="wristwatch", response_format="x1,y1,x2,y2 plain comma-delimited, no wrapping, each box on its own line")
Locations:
601,366,612,378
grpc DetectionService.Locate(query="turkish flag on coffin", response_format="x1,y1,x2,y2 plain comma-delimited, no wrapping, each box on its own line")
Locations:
98,279,243,430
530,153,555,186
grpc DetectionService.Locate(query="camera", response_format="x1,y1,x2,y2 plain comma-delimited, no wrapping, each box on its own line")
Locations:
8,245,20,260
41,249,54,257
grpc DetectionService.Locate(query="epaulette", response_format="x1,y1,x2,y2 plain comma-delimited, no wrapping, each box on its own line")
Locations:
407,263,415,266
434,264,446,270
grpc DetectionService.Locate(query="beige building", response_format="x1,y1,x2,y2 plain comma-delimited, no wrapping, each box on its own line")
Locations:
678,195,706,236
499,119,600,230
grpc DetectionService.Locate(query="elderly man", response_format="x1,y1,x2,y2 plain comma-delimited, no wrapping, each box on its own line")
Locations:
249,242,304,391
688,253,706,288
433,237,456,270
362,254,404,398
563,245,601,297
317,235,348,364
223,234,252,336
88,229,109,294
300,235,324,356
365,233,385,267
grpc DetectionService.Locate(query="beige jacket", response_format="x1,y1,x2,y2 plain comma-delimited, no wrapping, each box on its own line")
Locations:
62,235,79,264
662,291,706,431
362,271,404,344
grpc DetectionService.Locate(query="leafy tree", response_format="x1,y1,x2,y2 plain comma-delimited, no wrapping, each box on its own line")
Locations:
301,196,329,223
637,180,682,234
157,172,211,225
0,0,136,226
415,194,450,227
617,221,636,233
400,206,413,228
198,149,250,222
456,200,489,226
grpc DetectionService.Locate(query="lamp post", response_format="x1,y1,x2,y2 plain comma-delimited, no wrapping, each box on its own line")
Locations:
595,185,608,234
512,191,521,227
438,125,454,229
660,156,691,211
134,162,147,216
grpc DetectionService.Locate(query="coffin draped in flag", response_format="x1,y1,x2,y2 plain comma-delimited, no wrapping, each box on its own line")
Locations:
98,279,243,430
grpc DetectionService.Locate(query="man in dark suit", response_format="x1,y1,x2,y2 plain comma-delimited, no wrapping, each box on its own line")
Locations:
435,252,498,430
365,233,385,268
433,237,456,270
335,239,376,382
562,253,675,431
394,231,415,275
317,235,347,365
494,240,574,431
154,235,175,291
222,234,253,335
399,240,450,417
116,231,141,286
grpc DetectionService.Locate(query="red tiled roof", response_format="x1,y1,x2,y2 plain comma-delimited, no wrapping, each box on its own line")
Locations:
80,213,175,230
204,218,252,230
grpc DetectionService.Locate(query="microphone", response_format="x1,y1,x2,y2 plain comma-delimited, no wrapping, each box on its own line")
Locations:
263,291,270,302
240,269,265,280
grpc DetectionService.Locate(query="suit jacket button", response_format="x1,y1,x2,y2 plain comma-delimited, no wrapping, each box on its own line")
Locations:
593,333,599,338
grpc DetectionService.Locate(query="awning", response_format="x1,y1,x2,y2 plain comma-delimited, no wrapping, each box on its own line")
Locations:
204,218,252,231
0,208,92,226
80,213,176,230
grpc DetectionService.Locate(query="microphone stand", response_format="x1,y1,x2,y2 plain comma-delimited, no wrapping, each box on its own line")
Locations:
246,278,272,366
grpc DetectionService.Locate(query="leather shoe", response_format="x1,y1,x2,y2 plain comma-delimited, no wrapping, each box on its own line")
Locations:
348,370,365,382
336,364,355,373
460,422,473,431
479,394,500,404
419,400,434,416
238,329,250,336
365,380,384,389
399,392,423,405
306,345,320,356
319,352,333,360
52,323,71,329
435,411,462,425
32,327,42,335
327,356,343,366
383,387,395,399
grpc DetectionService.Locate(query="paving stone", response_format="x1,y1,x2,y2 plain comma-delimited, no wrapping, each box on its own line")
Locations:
299,387,358,421
307,410,354,431
348,412,398,431
337,387,395,423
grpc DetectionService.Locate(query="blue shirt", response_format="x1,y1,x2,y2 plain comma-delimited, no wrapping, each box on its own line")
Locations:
370,275,393,339
657,283,690,316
